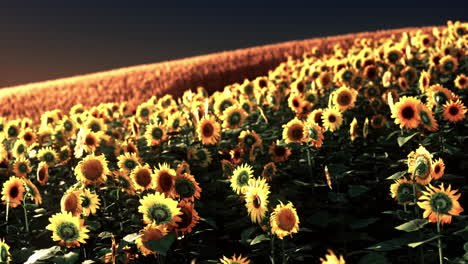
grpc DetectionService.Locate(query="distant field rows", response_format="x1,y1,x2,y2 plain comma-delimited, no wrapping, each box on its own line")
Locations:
0,26,436,121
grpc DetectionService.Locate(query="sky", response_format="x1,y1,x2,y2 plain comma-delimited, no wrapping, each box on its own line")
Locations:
0,5,466,87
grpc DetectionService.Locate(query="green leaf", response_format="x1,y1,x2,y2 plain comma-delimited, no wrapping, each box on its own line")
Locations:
386,171,406,180
395,219,428,232
358,252,388,264
367,234,416,251
52,251,80,264
347,185,369,198
123,233,143,243
350,218,379,229
240,226,257,244
408,235,441,248
397,132,419,147
98,232,114,239
146,232,176,256
250,234,270,245
25,246,61,264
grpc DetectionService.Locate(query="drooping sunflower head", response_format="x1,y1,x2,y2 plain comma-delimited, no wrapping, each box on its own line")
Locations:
390,178,414,205
432,158,445,180
407,145,433,185
442,99,467,123
187,147,212,168
61,190,83,217
391,96,422,129
136,224,168,256
174,173,201,201
1,176,25,208
282,118,308,144
197,116,221,145
23,178,42,205
0,238,12,264
333,86,358,111
269,142,291,163
308,108,324,128
46,211,89,248
138,192,181,226
270,201,300,239
320,249,346,264
117,152,140,173
219,254,251,264
419,104,438,132
245,178,270,224
231,164,254,195
37,146,59,166
175,200,200,235
321,107,343,132
306,122,324,148
78,188,101,216
75,153,110,185
222,106,247,130
37,162,49,186
418,184,464,225
261,162,277,181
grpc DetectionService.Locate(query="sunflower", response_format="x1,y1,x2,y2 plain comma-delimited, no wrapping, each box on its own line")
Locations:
442,99,466,122
418,104,438,131
176,161,191,176
308,108,325,128
78,188,100,216
335,67,356,86
439,55,458,74
349,117,358,142
370,114,386,129
136,102,155,123
113,171,135,196
197,116,221,145
333,86,358,111
175,200,200,234
270,201,300,239
418,184,464,225
1,176,25,208
0,238,11,263
13,157,31,178
12,139,28,158
85,117,107,133
306,121,324,147
391,96,421,129
261,162,277,181
37,146,59,166
61,190,83,217
269,142,291,163
363,65,378,81
288,94,304,113
75,153,110,185
138,192,181,226
230,147,244,165
239,130,262,149
131,164,155,192
18,128,36,146
46,211,89,248
174,173,201,201
322,107,343,132
37,162,49,186
282,118,308,144
316,72,332,89
187,147,212,168
432,158,445,180
214,96,236,116
454,74,468,90
58,146,72,165
136,224,168,256
407,145,433,185
22,178,42,205
58,116,77,138
418,70,431,93
222,106,247,130
167,112,186,132
245,178,270,224
219,254,251,264
427,85,454,106
231,164,254,195
5,120,21,139
385,47,403,64
390,178,415,205
320,250,346,264
81,130,103,153
117,152,141,173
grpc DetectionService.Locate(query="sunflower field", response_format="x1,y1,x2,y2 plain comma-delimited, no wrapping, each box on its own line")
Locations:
1,20,468,264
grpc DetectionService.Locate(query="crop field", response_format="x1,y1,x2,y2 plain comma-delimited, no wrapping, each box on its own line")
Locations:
0,20,467,263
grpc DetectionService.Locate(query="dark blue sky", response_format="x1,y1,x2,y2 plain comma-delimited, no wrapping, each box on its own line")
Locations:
0,6,466,87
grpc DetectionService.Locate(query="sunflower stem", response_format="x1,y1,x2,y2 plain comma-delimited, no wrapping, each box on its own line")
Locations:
436,210,443,264
412,181,424,264
5,197,9,233
282,239,286,264
306,147,313,178
22,200,29,232
270,233,275,263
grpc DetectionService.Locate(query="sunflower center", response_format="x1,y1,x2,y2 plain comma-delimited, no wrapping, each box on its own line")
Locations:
148,204,172,224
57,222,79,241
124,159,137,170
220,100,233,112
177,206,193,229
388,51,400,63
158,171,173,192
202,123,214,137
151,127,163,140
306,94,316,103
18,163,28,173
1,245,7,261
228,112,242,127
292,98,300,108
43,152,55,163
90,122,101,132
81,195,91,208
24,133,33,142
140,108,149,117
401,106,415,120
17,144,25,155
337,93,351,106
8,126,19,137
449,106,459,116
243,135,256,147
172,118,180,130
414,156,430,179
64,120,73,131
397,183,414,204
135,169,152,187
274,147,286,157
430,192,453,215
85,135,96,146
237,171,250,186
9,186,19,198
342,70,353,82
60,149,70,161
328,115,337,123
289,125,304,141
38,168,47,181
196,149,207,161
419,110,432,126
367,87,377,97
443,61,454,72
175,177,195,198
244,84,253,95
278,209,296,231
82,159,104,181
434,164,441,174
253,195,261,208
63,193,79,214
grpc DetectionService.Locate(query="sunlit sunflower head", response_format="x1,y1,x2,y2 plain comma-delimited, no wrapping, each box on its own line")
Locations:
113,171,135,195
136,224,168,256
269,142,292,163
439,55,458,74
454,74,468,90
270,201,300,239
22,178,42,205
214,95,236,116
222,106,247,130
197,116,221,145
418,70,431,93
442,99,467,123
419,104,438,132
239,130,262,149
187,147,212,168
349,117,358,142
261,162,277,181
58,145,72,165
391,96,421,129
85,117,107,133
1,176,25,208
174,173,201,201
77,188,100,216
219,254,251,264
322,107,343,132
390,178,414,205
46,211,89,248
75,153,110,185
37,162,49,186
333,86,358,111
335,67,356,86
308,108,325,128
152,163,177,197
0,238,12,264
138,192,181,226
136,102,155,122
37,146,59,166
432,158,445,180
245,178,270,224
5,120,21,139
130,164,155,192
61,190,83,217
407,145,433,185
18,128,36,146
175,200,200,235
320,249,346,264
231,164,254,195
13,157,31,178
417,183,464,225
117,152,140,173
144,122,167,147
288,93,304,113
12,139,28,159
316,72,332,89
282,118,308,144
57,116,77,138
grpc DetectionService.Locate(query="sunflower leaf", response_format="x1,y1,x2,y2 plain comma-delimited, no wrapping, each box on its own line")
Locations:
146,231,176,256
395,219,428,232
408,235,441,248
386,171,406,180
250,234,270,245
397,132,419,147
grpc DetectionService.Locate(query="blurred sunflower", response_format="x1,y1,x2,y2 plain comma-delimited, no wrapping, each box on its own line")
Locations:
322,107,343,132
222,106,247,130
391,96,421,129
349,118,358,142
269,142,291,163
79,189,100,216
85,117,107,133
332,86,358,111
442,99,466,122
370,114,386,129
46,211,89,248
136,224,168,256
18,128,36,146
0,238,12,264
61,190,83,217
432,158,445,180
187,147,212,168
37,162,49,186
384,47,403,64
230,164,254,195
282,118,308,144
113,171,135,195
23,178,42,205
58,146,72,165
390,178,414,205
5,120,21,139
197,116,221,145
37,146,59,166
307,122,324,147
245,178,270,224
175,200,200,235
174,173,201,201
239,130,262,149
138,192,181,226
454,74,468,89
117,152,140,173
230,147,244,165
144,123,167,146
418,70,431,93
288,93,304,113
12,139,28,158
308,108,325,128
13,157,31,178
1,176,25,208
75,154,110,185
316,72,332,89
407,145,433,185
320,250,346,264
419,104,438,131
261,162,277,181
418,184,464,225
439,55,458,74
131,164,155,192
219,254,251,264
270,201,300,239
